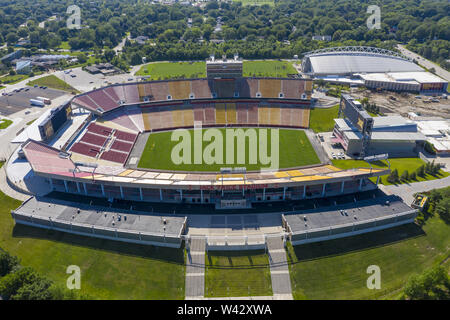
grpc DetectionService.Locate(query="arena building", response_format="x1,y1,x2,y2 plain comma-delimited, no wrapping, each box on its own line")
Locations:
302,46,448,95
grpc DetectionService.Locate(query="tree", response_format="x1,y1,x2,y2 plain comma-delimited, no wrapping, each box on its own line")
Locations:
410,171,416,181
403,266,450,300
0,251,19,277
0,267,53,300
130,52,142,66
435,198,450,223
401,170,409,181
103,49,116,62
416,165,425,177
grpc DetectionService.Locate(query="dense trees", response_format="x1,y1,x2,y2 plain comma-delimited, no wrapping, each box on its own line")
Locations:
0,248,89,300
0,0,448,68
403,265,450,300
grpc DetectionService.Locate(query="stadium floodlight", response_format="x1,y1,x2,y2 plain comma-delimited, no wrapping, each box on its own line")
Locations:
232,167,247,174
363,153,390,172
363,154,389,162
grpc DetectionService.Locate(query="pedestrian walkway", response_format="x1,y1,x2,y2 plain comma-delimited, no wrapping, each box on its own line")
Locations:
185,237,206,299
380,175,450,204
266,236,293,299
0,166,29,201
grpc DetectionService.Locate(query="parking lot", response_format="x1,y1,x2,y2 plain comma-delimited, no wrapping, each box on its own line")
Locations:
0,87,66,116
54,67,137,93
318,132,350,160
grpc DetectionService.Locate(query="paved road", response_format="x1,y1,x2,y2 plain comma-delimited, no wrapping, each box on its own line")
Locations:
397,44,450,82
381,175,450,204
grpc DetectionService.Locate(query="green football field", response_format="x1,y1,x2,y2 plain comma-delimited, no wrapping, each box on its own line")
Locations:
138,128,320,171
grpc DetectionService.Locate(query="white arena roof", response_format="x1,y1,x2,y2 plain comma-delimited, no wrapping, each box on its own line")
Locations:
302,47,423,76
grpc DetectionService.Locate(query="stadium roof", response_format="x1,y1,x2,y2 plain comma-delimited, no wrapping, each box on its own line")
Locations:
302,46,423,76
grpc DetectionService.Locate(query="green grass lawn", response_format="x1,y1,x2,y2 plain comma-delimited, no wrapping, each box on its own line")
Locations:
27,75,79,93
136,61,205,79
138,128,320,171
332,158,449,185
0,74,29,85
309,105,339,133
205,250,272,297
136,60,297,79
243,60,297,77
0,163,185,299
287,213,450,299
0,118,13,129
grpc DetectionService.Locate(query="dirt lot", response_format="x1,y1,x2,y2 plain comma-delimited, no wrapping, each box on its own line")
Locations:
349,88,450,118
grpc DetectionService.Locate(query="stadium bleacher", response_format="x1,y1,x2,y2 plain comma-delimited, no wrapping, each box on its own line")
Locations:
80,132,108,146
88,90,119,112
169,81,191,100
70,142,101,158
260,79,281,98
191,79,211,99
114,130,137,143
226,103,237,124
123,84,140,104
87,123,113,136
100,149,129,164
150,82,170,101
103,87,120,103
111,140,134,153
236,103,248,125
258,106,270,125
269,106,281,126
215,103,226,125
247,103,259,125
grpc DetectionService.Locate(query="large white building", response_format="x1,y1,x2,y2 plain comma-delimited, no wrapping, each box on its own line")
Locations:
302,46,448,95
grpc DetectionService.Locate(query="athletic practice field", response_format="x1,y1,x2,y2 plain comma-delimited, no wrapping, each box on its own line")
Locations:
138,128,320,172
136,60,297,80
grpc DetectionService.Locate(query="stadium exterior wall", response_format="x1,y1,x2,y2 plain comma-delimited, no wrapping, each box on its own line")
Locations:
11,210,185,248
285,210,417,246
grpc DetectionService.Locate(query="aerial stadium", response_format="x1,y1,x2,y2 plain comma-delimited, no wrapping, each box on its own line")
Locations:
7,57,417,250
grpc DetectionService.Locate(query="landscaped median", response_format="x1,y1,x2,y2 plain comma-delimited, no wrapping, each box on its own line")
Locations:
27,75,79,94
332,158,449,186
204,250,273,298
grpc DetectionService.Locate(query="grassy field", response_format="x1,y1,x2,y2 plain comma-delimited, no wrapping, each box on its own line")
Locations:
0,118,13,129
205,250,272,297
0,162,186,299
332,158,449,185
27,75,79,93
287,213,450,299
136,61,205,79
135,60,297,79
309,105,339,133
138,128,320,171
243,60,297,77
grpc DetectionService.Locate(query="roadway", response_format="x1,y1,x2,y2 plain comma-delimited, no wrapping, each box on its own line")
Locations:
397,44,450,82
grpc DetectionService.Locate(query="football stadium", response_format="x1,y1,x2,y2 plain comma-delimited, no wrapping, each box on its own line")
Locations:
7,57,417,252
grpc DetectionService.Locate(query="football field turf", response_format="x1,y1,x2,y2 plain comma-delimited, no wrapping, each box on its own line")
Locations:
138,128,320,172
